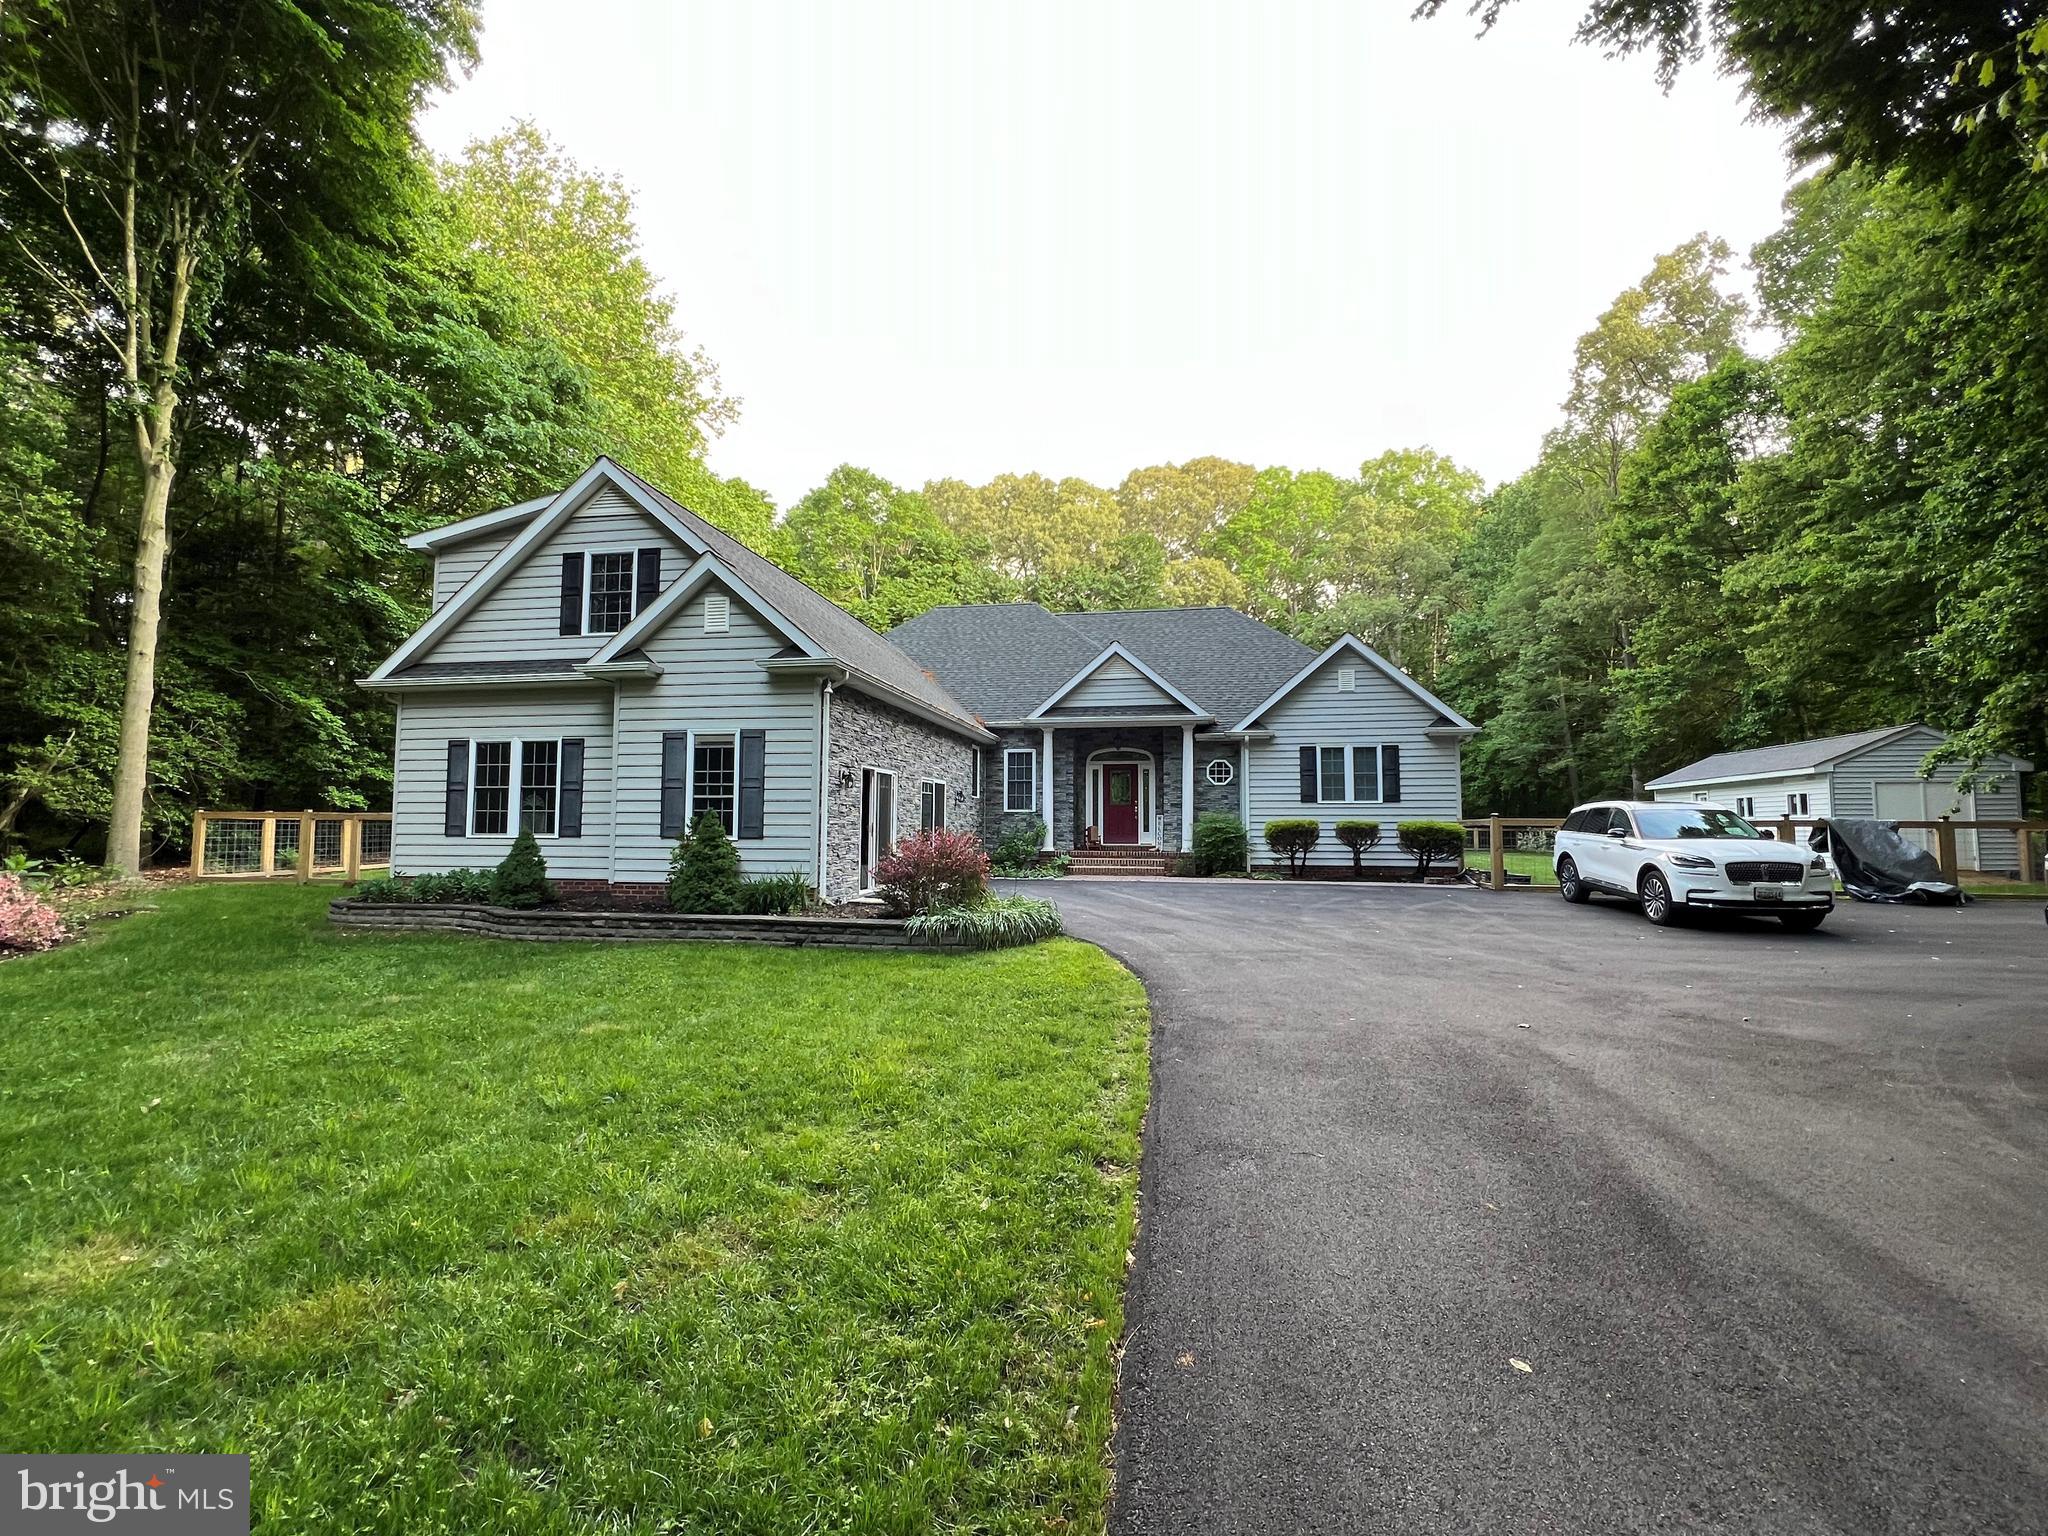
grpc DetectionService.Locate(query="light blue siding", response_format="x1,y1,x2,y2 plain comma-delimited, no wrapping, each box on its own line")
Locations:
1831,728,2025,873
432,531,513,608
1245,653,1463,869
1059,655,1181,711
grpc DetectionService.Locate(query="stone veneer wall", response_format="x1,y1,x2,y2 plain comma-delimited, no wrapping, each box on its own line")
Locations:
1192,740,1243,822
979,727,1230,854
824,688,981,903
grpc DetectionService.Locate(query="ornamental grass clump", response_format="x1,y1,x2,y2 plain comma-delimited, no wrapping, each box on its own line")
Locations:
0,873,65,952
739,871,817,915
905,894,1063,949
874,829,990,916
489,830,556,909
668,813,744,914
1396,820,1467,882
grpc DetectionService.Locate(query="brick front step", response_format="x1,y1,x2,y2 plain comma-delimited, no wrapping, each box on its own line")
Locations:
1066,855,1173,876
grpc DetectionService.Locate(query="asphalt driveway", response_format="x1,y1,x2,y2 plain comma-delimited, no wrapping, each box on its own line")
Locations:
1032,880,2048,1535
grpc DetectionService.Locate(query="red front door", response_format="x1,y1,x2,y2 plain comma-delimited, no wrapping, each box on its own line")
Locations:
1103,764,1140,844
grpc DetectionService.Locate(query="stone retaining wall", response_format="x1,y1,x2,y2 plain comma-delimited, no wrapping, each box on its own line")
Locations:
330,900,955,948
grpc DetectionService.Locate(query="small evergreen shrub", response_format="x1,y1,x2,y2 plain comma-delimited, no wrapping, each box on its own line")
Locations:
905,894,1062,949
352,875,408,903
490,830,556,908
0,872,65,951
1264,819,1321,875
1334,820,1383,878
1396,820,1466,882
669,812,744,914
991,818,1047,873
1190,811,1249,875
665,822,695,907
739,872,817,915
875,829,990,916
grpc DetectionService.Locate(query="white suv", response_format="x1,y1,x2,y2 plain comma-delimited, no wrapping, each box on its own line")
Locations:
1553,801,1834,931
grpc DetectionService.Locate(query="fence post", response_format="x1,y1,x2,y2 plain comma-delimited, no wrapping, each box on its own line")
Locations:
189,812,209,878
342,816,361,885
1488,815,1505,891
1777,817,1797,846
1935,816,1960,885
258,815,277,876
297,810,315,884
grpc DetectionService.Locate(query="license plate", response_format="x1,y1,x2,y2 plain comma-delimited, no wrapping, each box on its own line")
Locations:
1751,883,1784,902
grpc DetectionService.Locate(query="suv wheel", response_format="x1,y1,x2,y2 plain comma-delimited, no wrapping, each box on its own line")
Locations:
1557,856,1590,904
1638,868,1679,926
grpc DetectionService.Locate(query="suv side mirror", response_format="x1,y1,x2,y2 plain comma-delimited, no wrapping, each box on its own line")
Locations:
1758,829,1776,840
1605,826,1625,839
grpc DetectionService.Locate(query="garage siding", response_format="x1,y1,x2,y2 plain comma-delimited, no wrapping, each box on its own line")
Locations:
1831,730,2025,874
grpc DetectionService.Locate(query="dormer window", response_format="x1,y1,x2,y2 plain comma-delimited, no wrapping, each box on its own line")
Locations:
558,547,662,636
587,552,636,633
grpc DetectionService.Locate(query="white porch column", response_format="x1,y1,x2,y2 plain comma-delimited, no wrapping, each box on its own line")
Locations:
1040,727,1056,851
1239,738,1250,869
1180,724,1196,852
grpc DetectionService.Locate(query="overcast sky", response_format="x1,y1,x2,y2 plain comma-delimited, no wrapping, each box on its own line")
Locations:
419,0,1796,509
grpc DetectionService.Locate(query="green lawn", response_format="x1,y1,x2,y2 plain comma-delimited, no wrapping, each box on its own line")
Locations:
0,884,1148,1534
1462,849,1559,885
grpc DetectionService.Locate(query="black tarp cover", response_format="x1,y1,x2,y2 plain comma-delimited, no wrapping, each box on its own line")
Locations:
1807,818,1967,904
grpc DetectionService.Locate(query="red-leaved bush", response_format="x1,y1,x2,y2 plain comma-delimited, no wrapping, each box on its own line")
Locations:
873,829,990,916
0,873,65,952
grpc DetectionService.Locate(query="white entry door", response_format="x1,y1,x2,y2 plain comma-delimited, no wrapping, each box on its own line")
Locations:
860,769,897,891
1874,781,1978,869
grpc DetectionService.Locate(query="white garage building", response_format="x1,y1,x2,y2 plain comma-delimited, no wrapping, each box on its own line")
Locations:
1646,723,2034,877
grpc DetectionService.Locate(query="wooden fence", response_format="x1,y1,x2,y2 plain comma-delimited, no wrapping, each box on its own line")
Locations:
1460,814,2048,891
190,810,392,884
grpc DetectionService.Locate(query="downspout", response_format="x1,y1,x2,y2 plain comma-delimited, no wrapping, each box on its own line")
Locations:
607,684,621,888
1239,736,1250,872
817,680,834,897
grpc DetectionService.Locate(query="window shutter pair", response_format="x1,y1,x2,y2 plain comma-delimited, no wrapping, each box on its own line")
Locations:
659,730,766,840
1296,743,1401,803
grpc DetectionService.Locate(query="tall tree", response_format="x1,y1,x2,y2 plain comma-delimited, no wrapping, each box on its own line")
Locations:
2,0,478,872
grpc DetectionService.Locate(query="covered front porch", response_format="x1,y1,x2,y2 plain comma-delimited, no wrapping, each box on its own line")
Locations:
990,719,1253,859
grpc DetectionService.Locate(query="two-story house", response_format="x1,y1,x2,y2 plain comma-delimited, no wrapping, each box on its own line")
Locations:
362,459,1477,898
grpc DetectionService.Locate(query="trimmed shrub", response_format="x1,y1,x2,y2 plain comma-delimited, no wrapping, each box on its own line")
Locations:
875,828,990,916
1397,820,1466,882
905,894,1062,949
1264,818,1321,875
352,875,408,903
1190,811,1249,875
0,872,65,952
669,812,744,914
739,871,817,915
991,818,1047,873
1334,820,1383,878
490,830,556,909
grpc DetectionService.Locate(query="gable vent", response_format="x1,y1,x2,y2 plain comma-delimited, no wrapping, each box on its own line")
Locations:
704,592,730,633
1336,667,1357,692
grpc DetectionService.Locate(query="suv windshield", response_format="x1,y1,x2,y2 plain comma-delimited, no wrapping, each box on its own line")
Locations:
1633,806,1766,840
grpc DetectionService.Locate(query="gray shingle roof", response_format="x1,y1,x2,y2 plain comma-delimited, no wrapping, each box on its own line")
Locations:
607,462,987,737
888,604,1318,726
395,658,584,680
1646,725,1920,787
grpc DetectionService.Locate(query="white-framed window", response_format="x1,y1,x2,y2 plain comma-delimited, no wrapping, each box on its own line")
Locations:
586,551,637,634
1733,795,1755,818
971,753,981,799
470,738,560,836
920,779,947,833
1206,757,1234,786
1004,749,1037,812
1315,742,1390,803
692,733,738,835
704,592,730,633
1786,792,1809,817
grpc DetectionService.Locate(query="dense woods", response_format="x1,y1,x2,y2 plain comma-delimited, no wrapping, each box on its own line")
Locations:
3,2,2042,861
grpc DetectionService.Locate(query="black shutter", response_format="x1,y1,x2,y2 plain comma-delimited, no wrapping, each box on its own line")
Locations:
559,738,585,838
444,741,468,837
558,553,584,636
635,547,661,615
1298,744,1318,803
1381,744,1402,803
660,733,688,839
737,730,766,840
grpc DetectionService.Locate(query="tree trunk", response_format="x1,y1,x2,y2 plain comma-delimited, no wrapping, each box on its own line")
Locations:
1556,675,1581,804
104,452,174,874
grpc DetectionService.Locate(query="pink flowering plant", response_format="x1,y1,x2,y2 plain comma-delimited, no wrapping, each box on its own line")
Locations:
872,829,990,916
0,872,66,952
